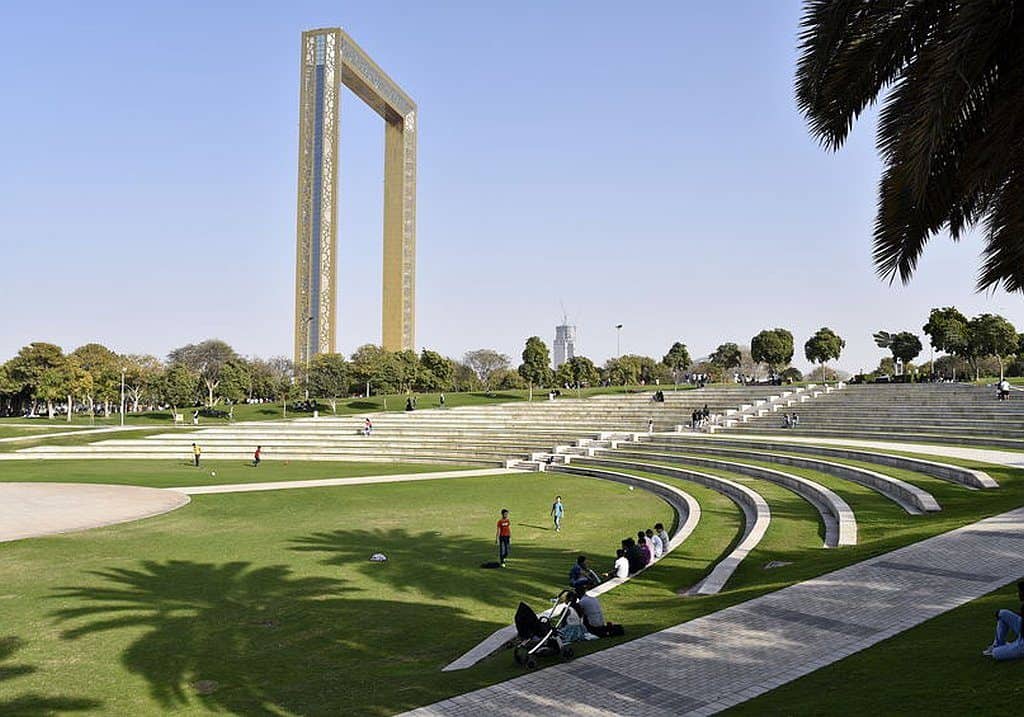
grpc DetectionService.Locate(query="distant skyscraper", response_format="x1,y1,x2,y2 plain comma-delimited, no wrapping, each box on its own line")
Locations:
553,320,577,368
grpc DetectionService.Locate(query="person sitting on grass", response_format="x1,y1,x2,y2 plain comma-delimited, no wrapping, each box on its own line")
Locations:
983,580,1024,661
569,555,601,589
611,549,629,580
646,528,663,560
571,586,624,638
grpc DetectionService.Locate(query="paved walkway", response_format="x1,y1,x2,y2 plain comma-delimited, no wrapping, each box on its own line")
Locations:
172,467,520,494
0,483,190,542
404,506,1024,716
704,433,1024,468
0,425,154,444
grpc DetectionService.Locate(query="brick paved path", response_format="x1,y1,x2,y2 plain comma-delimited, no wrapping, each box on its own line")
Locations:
404,506,1024,716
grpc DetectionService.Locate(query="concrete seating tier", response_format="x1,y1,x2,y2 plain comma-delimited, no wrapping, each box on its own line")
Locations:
17,386,800,463
594,448,856,547
663,435,998,489
562,456,771,595
732,384,1024,450
626,439,940,514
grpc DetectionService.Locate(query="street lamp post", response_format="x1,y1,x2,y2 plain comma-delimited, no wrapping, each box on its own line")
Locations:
120,367,126,427
615,324,623,358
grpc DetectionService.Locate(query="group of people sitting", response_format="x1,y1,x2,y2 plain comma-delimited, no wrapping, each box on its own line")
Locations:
567,523,671,591
650,390,666,403
781,412,801,428
997,379,1012,401
690,404,711,429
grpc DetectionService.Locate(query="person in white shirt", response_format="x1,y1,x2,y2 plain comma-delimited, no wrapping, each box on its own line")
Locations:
646,528,663,559
612,549,629,579
655,523,671,554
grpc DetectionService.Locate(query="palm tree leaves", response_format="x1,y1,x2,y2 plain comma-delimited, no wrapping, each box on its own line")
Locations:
796,1,1024,292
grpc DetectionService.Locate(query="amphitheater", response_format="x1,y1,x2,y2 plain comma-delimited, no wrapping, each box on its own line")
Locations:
6,382,1024,715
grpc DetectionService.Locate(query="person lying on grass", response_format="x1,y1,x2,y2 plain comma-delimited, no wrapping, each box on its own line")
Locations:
983,580,1024,661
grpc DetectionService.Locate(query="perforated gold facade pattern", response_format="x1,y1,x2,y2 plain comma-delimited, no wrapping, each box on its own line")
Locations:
294,28,417,366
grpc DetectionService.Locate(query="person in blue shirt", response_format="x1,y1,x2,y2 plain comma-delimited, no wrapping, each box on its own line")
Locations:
569,555,600,589
550,495,564,532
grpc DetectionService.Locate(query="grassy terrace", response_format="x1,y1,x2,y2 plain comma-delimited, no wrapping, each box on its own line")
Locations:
0,384,697,428
0,471,670,716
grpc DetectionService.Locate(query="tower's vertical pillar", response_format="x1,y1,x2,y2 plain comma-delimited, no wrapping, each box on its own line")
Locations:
294,29,340,367
382,110,416,351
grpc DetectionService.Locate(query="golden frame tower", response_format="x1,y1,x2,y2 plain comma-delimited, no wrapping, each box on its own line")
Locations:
294,28,417,366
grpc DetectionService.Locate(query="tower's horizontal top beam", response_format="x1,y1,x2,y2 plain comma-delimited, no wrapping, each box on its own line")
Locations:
305,27,416,120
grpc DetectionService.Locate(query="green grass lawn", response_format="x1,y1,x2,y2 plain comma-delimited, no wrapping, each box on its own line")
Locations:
0,425,95,438
0,472,671,716
0,459,475,490
726,580,1024,715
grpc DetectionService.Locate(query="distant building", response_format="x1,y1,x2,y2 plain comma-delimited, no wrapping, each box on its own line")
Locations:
553,322,577,369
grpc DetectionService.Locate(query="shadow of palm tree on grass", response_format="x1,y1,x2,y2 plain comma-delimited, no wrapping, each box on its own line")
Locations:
49,559,494,716
290,528,586,606
0,635,100,715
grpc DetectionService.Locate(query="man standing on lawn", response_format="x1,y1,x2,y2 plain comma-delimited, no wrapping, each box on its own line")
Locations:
192,442,201,468
550,495,564,532
496,509,511,567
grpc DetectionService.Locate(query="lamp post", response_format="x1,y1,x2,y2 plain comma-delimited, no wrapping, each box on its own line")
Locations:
615,324,623,358
120,367,126,427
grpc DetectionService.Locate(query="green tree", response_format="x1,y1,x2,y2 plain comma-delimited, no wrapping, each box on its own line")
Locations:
709,343,742,373
796,2,1024,292
167,339,239,407
463,349,511,391
751,329,794,374
308,353,350,413
804,327,845,382
490,368,526,390
875,331,923,371
518,337,553,399
62,357,93,423
8,343,66,416
70,343,120,417
923,307,970,379
159,364,199,416
349,345,389,396
217,359,252,405
661,342,691,385
123,355,164,412
968,313,1018,380
780,366,804,383
417,350,455,392
554,356,600,388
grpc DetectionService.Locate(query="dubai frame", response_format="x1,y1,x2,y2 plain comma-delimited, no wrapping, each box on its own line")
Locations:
294,28,416,366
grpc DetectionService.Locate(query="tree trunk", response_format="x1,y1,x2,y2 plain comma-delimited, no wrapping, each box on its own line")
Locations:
999,356,1005,381
46,401,54,419
103,400,110,418
206,380,216,408
66,395,73,422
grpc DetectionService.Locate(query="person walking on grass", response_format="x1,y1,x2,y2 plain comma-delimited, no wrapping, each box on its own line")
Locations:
550,495,564,532
496,509,511,567
192,442,201,468
253,445,261,468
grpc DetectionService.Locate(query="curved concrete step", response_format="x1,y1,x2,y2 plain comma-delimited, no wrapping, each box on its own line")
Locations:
632,442,940,515
660,436,998,489
564,456,771,595
598,449,856,548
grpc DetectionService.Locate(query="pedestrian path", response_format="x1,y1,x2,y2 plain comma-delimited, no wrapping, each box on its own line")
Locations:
0,425,154,444
403,506,1024,716
708,433,1024,468
172,467,521,494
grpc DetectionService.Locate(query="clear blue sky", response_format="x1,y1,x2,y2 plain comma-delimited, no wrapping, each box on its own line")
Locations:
2,0,1021,373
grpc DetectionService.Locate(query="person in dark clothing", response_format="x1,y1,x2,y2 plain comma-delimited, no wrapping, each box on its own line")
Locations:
622,538,645,574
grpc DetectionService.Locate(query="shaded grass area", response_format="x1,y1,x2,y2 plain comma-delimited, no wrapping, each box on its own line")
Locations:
0,425,95,438
0,459,475,490
726,580,1024,715
0,473,671,716
0,427,169,453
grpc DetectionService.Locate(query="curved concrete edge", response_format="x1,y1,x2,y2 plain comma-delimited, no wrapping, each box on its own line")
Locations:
603,448,856,548
440,468,700,672
642,441,940,515
662,435,999,490
0,483,191,543
570,456,771,596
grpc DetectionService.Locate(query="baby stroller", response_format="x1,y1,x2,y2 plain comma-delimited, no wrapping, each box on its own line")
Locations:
512,589,576,669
